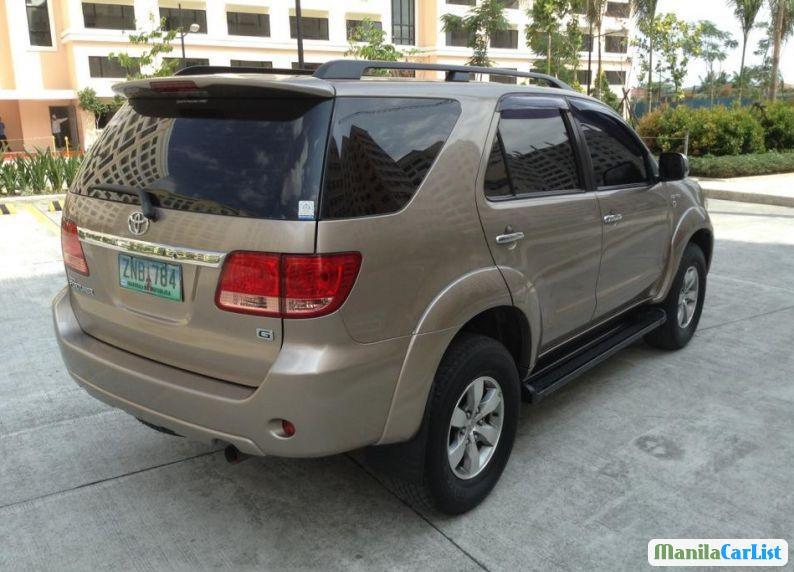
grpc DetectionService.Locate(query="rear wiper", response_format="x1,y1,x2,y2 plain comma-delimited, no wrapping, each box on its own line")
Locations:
90,184,158,221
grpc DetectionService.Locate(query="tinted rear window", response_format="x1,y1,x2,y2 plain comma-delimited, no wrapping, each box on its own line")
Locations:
71,98,333,220
321,97,461,219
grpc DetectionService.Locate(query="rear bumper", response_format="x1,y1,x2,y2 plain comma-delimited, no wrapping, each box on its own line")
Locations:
53,288,409,457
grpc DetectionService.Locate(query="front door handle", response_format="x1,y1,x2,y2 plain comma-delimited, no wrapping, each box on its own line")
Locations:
603,213,623,225
495,231,525,245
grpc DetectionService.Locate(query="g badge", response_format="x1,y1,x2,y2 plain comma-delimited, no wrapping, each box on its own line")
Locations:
256,328,274,342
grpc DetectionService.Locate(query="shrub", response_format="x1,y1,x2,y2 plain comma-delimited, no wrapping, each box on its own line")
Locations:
0,151,83,195
638,105,766,157
751,101,794,151
689,151,794,178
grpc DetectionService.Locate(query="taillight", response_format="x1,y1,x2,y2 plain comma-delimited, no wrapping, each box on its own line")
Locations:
283,253,362,318
215,252,361,319
215,252,281,317
61,219,89,275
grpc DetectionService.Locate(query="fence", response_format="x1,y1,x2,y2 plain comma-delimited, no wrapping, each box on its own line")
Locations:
1,136,78,159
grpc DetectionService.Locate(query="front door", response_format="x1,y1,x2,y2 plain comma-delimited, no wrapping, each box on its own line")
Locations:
569,99,671,319
49,105,79,150
477,96,603,350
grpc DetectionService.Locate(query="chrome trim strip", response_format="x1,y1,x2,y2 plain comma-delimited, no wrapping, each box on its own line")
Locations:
77,228,226,268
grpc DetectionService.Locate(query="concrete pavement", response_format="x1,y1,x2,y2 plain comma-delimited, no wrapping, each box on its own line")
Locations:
0,200,792,570
698,172,794,208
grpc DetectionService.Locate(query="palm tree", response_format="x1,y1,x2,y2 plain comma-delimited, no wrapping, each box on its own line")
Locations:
768,0,794,99
727,0,764,100
630,0,659,110
586,0,607,97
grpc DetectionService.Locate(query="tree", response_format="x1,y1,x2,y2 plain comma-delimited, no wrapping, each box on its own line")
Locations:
346,18,410,74
441,0,509,67
768,0,794,99
697,21,738,105
654,14,701,101
526,0,583,85
585,0,608,97
77,88,124,129
726,0,764,100
109,17,179,79
596,71,620,110
631,0,660,110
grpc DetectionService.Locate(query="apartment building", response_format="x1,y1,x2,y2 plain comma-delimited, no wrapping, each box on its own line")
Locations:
0,0,634,152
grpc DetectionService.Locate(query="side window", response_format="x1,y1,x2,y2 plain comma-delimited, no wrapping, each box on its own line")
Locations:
484,107,581,198
321,97,461,219
571,101,648,188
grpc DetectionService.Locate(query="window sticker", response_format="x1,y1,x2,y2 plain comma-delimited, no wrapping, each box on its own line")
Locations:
298,200,315,220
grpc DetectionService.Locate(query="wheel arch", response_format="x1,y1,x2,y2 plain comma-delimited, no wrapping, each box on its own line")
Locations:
377,268,535,446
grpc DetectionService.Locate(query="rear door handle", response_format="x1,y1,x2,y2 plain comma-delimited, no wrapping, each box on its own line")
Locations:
603,213,623,224
495,231,525,245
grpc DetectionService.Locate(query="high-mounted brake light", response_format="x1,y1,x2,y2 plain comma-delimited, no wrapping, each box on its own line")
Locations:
61,219,89,275
215,252,361,319
149,80,199,93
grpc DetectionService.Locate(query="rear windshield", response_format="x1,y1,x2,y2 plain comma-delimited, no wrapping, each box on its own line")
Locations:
71,98,333,220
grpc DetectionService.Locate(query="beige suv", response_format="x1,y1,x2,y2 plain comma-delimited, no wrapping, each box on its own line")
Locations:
53,60,712,514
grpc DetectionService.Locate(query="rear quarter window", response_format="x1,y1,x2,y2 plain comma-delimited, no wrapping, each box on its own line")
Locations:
320,97,461,219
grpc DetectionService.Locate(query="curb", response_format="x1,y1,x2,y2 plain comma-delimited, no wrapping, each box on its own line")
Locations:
0,193,66,204
702,188,794,209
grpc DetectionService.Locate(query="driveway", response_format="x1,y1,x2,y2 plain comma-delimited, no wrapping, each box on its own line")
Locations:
0,199,792,571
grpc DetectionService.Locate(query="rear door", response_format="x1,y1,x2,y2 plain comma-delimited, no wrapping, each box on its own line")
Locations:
569,98,671,319
64,85,333,387
476,95,603,349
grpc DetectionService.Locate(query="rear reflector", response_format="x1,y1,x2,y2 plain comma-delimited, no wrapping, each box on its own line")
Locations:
61,219,89,275
215,252,361,319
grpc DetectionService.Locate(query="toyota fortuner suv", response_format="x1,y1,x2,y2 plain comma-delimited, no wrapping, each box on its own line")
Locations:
53,60,713,515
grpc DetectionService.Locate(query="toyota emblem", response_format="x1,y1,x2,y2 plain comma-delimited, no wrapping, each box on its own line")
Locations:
128,211,150,236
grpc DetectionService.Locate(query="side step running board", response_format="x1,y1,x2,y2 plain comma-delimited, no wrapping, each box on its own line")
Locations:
523,308,667,402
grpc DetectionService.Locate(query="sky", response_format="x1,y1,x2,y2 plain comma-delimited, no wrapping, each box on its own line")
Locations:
627,0,794,87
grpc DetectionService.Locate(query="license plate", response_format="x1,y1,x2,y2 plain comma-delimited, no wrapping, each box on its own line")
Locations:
118,254,182,302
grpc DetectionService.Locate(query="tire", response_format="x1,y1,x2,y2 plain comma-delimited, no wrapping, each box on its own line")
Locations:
645,243,707,350
381,333,520,515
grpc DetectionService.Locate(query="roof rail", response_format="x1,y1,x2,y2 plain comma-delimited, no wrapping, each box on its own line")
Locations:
312,60,575,90
175,65,315,77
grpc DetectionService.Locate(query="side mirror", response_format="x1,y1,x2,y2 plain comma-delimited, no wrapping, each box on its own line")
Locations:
658,152,689,181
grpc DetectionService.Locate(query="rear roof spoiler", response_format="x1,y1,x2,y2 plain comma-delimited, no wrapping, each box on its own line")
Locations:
113,74,335,99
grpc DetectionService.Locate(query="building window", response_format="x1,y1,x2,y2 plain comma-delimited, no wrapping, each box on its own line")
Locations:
391,0,414,45
605,71,626,85
292,62,322,71
577,70,592,86
230,60,273,68
159,7,206,33
447,0,475,5
164,57,210,71
572,0,587,15
490,69,517,84
226,11,269,37
89,56,139,78
25,0,53,47
446,30,472,47
289,16,329,40
605,35,628,53
503,0,520,9
346,19,382,39
82,3,135,30
581,34,593,51
491,29,518,49
605,2,630,18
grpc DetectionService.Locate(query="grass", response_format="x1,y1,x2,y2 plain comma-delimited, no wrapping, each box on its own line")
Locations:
689,150,794,179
